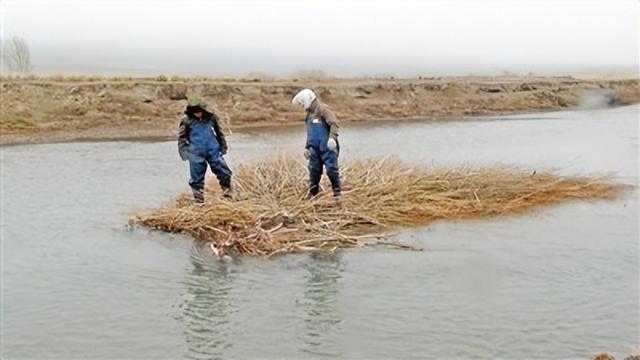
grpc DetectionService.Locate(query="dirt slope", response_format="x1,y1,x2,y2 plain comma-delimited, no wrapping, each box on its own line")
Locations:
1,75,638,144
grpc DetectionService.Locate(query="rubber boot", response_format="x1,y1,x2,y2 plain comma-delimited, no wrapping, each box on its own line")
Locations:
333,188,342,206
308,186,320,200
221,185,233,200
327,167,341,205
191,187,204,203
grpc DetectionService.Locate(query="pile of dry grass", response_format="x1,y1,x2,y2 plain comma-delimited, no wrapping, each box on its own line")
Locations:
135,156,626,257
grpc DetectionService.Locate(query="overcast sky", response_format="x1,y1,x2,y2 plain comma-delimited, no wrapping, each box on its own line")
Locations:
1,0,638,76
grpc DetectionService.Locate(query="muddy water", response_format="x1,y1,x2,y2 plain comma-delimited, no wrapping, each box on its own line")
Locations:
2,105,638,359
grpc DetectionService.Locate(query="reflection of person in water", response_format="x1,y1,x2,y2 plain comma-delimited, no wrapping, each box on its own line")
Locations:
300,252,344,357
178,246,235,359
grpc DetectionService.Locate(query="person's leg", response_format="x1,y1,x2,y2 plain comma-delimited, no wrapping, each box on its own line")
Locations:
308,147,323,198
206,150,233,197
189,152,207,203
322,148,341,198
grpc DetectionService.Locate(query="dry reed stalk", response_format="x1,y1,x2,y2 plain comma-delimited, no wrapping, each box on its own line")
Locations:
135,155,627,257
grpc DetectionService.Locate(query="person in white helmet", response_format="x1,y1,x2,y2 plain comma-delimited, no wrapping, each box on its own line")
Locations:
291,88,341,201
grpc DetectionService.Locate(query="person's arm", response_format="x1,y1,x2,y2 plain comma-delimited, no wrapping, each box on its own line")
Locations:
212,113,228,155
178,116,190,161
304,114,311,149
321,106,339,142
302,114,311,159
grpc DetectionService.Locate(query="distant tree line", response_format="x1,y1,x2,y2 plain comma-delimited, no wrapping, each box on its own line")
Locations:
1,36,33,73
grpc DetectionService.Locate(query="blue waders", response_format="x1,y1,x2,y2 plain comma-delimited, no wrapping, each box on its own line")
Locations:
306,114,341,197
188,121,232,201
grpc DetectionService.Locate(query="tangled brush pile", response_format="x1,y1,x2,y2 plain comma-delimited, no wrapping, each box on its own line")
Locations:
136,156,625,257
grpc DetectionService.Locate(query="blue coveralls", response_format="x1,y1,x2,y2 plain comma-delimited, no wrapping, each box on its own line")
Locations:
306,113,341,197
188,120,232,191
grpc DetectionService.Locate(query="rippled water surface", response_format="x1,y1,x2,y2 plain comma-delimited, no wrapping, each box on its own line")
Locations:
2,106,638,359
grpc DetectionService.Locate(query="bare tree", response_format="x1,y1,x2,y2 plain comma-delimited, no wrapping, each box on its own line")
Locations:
1,36,33,73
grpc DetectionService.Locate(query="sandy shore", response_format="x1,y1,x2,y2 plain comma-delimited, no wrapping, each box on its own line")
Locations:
1,75,638,145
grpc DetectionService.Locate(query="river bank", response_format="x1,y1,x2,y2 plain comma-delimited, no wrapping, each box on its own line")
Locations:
1,75,638,145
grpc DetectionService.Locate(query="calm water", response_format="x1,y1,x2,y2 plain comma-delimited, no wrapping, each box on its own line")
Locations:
2,106,638,359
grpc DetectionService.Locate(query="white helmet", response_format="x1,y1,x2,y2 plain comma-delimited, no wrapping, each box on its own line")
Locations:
291,88,317,110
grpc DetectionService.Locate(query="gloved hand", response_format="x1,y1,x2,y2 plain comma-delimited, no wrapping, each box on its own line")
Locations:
327,138,338,152
304,149,310,159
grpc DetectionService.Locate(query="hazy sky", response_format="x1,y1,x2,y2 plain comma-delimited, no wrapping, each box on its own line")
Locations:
1,0,638,76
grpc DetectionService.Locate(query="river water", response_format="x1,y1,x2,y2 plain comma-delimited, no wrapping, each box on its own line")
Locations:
2,105,638,359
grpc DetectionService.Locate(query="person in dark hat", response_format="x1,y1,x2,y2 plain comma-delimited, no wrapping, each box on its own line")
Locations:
178,96,232,203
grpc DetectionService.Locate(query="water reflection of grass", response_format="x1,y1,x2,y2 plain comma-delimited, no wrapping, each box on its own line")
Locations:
179,249,235,360
138,156,628,257
299,252,344,357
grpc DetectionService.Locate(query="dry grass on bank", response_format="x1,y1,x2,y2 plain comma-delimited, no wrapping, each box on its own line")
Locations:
2,76,639,142
135,156,626,257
